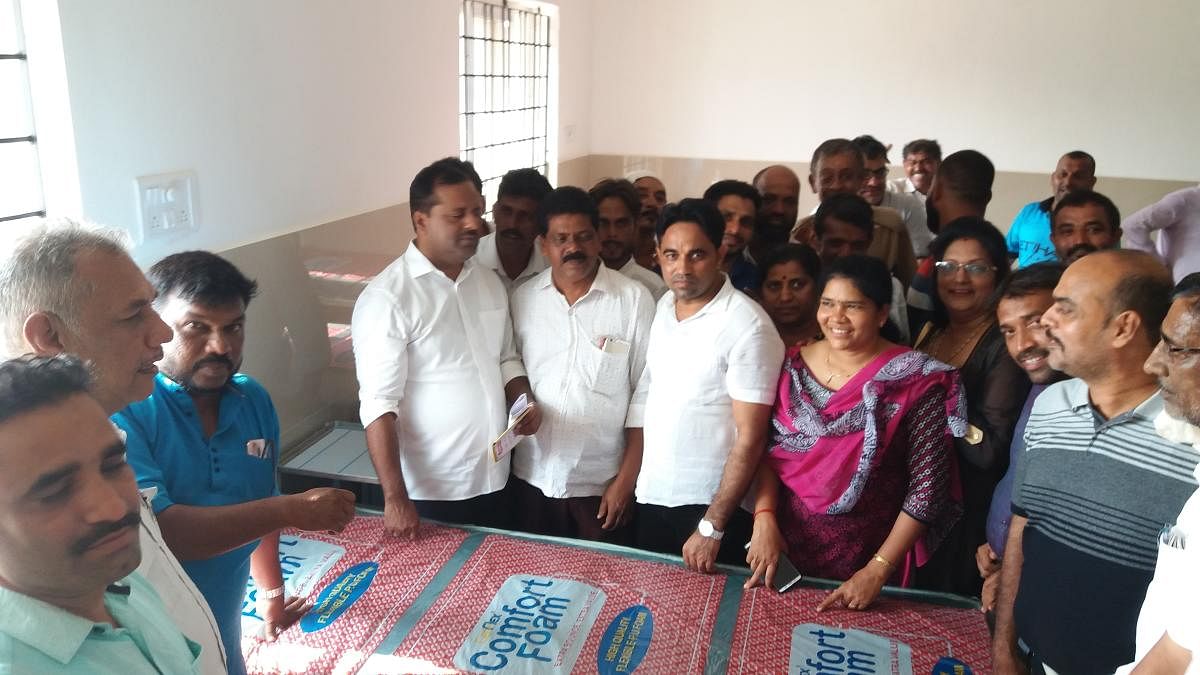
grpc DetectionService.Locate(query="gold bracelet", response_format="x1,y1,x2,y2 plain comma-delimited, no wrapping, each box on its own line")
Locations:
871,553,895,569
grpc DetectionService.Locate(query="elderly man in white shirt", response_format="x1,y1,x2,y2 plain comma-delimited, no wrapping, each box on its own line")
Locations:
631,198,786,572
855,135,934,258
1119,276,1200,674
508,187,655,543
589,178,668,301
352,157,541,539
0,219,227,673
474,167,553,293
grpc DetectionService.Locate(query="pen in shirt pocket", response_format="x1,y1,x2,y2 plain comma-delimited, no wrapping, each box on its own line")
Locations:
1159,523,1187,550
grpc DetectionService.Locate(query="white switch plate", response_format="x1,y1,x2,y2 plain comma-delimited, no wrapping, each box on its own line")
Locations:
135,171,197,239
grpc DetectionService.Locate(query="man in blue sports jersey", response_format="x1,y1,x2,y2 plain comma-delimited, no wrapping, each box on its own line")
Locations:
114,251,355,675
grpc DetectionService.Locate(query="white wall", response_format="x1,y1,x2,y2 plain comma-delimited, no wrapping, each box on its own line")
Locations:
55,0,593,265
588,0,1200,182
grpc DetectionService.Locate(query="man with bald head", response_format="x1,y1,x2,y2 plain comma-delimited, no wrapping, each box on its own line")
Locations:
1007,151,1098,268
752,164,801,262
992,250,1198,674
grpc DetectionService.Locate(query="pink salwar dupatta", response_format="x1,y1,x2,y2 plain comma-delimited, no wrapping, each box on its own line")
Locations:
768,345,967,584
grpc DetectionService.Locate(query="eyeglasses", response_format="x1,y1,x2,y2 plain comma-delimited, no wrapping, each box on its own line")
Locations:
934,260,996,277
865,167,888,181
1156,339,1200,364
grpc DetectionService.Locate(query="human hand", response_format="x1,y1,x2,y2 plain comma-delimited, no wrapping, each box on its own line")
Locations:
513,402,542,436
981,572,1000,613
289,488,355,532
682,532,721,574
976,543,1001,579
816,561,889,612
991,645,1030,675
596,478,634,530
260,595,311,642
744,515,787,589
382,497,420,540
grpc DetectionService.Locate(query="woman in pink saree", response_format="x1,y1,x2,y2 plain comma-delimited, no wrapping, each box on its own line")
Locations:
746,255,966,611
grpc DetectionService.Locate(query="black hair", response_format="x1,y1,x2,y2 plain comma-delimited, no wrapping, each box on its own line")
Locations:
820,254,902,342
409,157,482,216
535,186,599,237
0,354,91,425
813,193,874,238
810,138,864,174
902,139,942,162
852,135,890,162
1062,150,1097,175
760,243,821,283
497,168,552,203
589,178,641,218
1105,251,1172,346
149,251,259,309
927,217,1010,327
996,261,1064,302
702,179,762,211
937,150,995,209
656,198,724,250
1052,189,1121,232
1173,272,1200,302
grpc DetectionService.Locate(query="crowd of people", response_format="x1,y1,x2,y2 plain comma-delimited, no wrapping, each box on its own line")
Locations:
0,135,1197,674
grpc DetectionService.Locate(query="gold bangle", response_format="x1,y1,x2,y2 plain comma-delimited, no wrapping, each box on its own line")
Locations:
871,553,895,569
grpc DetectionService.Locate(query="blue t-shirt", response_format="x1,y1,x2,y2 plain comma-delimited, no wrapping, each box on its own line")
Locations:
114,373,280,675
1006,199,1056,268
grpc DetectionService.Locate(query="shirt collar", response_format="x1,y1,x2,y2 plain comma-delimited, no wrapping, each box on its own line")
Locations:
665,274,733,323
535,261,614,296
0,582,131,664
403,241,478,281
1038,196,1055,213
1063,378,1164,425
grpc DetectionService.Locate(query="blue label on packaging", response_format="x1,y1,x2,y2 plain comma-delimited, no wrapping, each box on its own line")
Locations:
597,604,653,674
299,561,378,632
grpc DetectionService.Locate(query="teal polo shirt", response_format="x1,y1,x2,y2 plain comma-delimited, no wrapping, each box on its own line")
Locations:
0,572,202,673
113,372,280,675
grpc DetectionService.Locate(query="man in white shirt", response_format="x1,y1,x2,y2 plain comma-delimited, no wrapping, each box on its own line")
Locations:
1121,274,1200,674
626,171,668,272
854,135,934,258
474,167,553,293
509,187,655,542
352,157,541,539
0,219,226,673
889,138,941,204
589,178,668,301
631,198,785,572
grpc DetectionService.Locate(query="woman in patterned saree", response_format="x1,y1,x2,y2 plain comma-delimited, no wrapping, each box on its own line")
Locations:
745,255,966,611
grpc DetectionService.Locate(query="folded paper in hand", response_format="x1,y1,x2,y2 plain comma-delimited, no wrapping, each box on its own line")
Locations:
491,393,534,462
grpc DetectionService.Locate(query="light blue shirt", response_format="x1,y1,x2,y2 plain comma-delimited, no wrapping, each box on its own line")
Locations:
1006,199,1057,267
114,373,280,675
0,572,202,673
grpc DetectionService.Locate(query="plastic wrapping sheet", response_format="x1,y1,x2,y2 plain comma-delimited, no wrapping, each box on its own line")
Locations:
240,515,991,674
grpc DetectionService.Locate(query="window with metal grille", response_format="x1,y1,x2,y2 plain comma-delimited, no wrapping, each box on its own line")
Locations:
0,0,45,226
459,0,552,213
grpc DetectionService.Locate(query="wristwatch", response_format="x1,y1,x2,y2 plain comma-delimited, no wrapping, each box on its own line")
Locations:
697,518,724,541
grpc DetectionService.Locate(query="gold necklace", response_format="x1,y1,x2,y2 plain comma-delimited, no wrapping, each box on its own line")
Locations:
932,318,991,365
824,351,852,385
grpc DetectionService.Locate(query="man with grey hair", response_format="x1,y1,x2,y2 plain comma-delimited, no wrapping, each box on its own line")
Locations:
0,218,227,672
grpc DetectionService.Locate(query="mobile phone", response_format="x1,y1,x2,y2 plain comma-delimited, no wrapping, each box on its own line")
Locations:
745,542,803,592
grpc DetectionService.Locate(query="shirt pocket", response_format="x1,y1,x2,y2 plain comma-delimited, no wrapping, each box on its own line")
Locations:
582,339,631,399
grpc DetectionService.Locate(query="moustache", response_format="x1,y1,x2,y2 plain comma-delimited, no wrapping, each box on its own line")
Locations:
1016,346,1049,363
1064,243,1098,264
562,251,587,263
192,355,235,373
497,229,524,241
1044,329,1064,350
70,510,140,556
